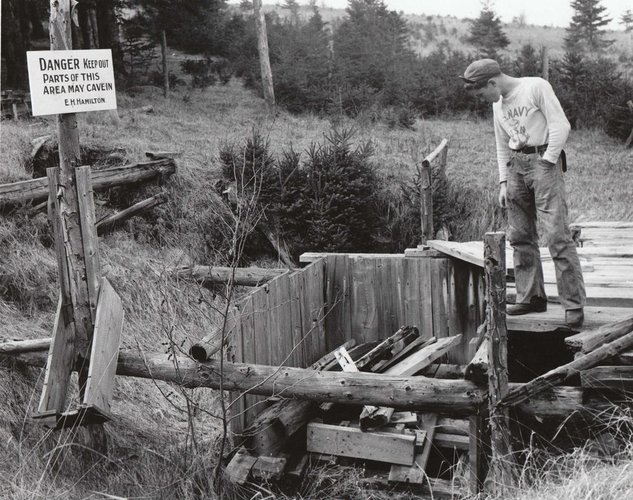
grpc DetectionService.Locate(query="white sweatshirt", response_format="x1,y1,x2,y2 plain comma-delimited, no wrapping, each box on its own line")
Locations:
492,77,571,183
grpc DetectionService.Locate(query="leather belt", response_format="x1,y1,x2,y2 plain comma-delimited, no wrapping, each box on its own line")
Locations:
512,144,548,154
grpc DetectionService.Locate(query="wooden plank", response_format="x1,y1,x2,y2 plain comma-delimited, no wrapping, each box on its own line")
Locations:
436,417,469,436
565,314,633,353
306,422,415,465
420,255,435,339
75,166,101,323
389,411,418,425
376,257,399,337
36,296,75,415
469,415,486,496
47,168,72,326
224,447,257,485
434,433,469,451
391,257,406,329
288,271,305,367
231,296,251,435
350,257,379,343
251,456,287,481
388,413,437,484
250,286,270,424
0,159,176,208
508,306,633,333
431,258,450,339
303,259,326,364
502,329,633,408
352,326,419,371
403,257,423,336
267,273,285,367
580,366,633,392
372,336,436,372
507,282,633,308
83,278,123,413
324,255,350,351
299,252,404,263
384,334,462,376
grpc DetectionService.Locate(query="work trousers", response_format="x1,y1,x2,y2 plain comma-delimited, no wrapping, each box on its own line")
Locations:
506,152,586,311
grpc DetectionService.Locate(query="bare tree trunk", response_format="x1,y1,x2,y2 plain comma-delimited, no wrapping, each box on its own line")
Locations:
161,31,169,98
252,0,275,113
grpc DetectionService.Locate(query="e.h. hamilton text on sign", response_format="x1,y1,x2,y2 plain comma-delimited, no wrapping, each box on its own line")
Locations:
26,49,117,116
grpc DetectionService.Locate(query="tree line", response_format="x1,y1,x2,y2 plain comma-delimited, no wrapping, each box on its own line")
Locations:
2,0,631,140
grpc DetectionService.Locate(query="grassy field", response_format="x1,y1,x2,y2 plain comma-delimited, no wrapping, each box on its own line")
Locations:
1,79,632,498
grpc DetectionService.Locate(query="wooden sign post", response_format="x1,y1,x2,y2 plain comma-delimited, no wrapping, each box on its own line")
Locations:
32,0,123,431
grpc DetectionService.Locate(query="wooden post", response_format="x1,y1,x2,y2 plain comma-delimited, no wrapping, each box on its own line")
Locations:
252,0,275,114
420,160,432,244
419,139,448,244
541,46,549,80
50,0,96,364
484,231,515,493
469,415,486,495
161,30,169,98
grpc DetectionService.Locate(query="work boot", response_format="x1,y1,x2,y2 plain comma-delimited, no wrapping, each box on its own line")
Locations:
507,298,547,316
565,308,584,328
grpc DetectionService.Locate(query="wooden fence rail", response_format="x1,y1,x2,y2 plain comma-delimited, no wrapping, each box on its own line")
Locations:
0,159,176,209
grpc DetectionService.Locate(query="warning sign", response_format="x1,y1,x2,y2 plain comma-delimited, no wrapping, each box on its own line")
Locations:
26,49,117,116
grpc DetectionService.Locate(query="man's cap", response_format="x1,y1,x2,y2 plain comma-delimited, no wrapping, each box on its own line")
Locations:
459,59,501,84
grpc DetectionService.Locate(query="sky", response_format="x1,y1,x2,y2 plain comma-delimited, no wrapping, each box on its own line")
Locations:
255,0,631,30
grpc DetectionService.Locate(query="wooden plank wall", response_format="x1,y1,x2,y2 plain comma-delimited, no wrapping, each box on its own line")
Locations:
227,259,327,434
323,253,485,365
227,252,486,433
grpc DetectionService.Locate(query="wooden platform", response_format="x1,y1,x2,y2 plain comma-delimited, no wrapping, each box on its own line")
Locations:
427,221,633,333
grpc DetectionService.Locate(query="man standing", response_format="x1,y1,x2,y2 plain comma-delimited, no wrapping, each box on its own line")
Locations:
460,59,585,328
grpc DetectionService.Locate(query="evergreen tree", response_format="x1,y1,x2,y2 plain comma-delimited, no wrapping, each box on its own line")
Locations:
565,0,614,52
514,43,541,76
621,9,633,32
466,2,510,59
333,0,417,112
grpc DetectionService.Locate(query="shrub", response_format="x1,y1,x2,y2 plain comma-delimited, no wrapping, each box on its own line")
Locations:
219,129,383,258
181,58,217,88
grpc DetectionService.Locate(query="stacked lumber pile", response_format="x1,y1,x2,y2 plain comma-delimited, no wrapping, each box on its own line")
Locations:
224,327,469,496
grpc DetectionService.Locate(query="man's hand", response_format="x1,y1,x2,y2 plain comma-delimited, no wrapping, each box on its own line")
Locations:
498,182,507,208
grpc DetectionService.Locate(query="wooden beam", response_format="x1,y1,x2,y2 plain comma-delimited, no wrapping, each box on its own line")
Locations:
388,412,437,484
82,278,123,413
0,338,51,354
465,338,489,383
353,326,419,371
171,265,286,288
469,415,486,496
565,314,633,353
484,232,515,492
360,335,461,430
580,366,633,392
306,422,416,465
502,329,633,408
0,159,176,209
239,340,357,457
373,337,436,373
5,342,619,418
96,193,168,235
384,334,463,376
433,432,469,451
